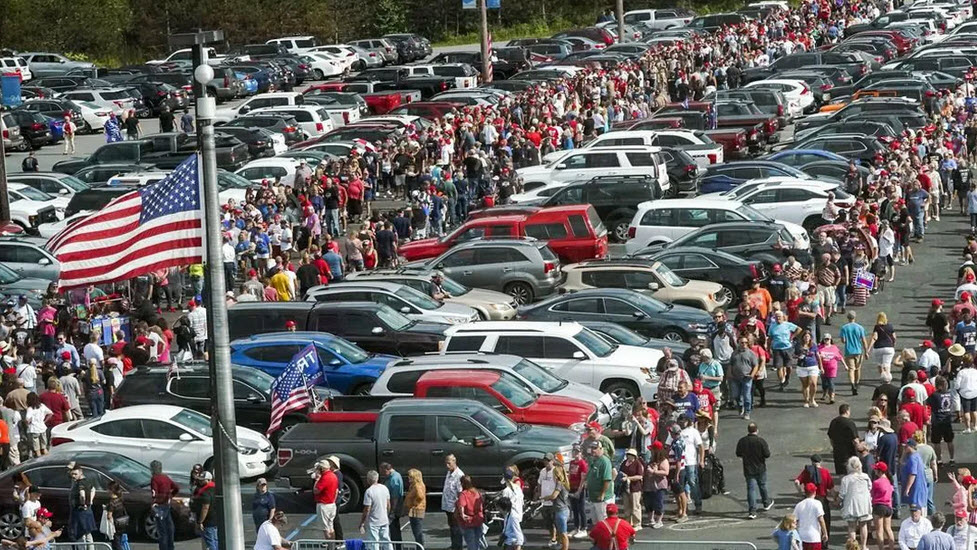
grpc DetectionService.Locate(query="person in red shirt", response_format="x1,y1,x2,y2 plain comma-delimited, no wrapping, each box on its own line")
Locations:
314,457,340,540
566,445,589,536
38,378,71,427
897,410,920,445
589,503,636,550
917,371,935,397
899,389,928,428
794,455,835,538
150,460,180,550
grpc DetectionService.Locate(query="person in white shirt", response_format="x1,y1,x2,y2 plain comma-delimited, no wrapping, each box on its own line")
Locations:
679,416,705,514
794,483,827,547
12,297,35,330
954,363,977,432
15,361,36,394
187,300,208,358
442,454,465,550
899,505,933,550
918,342,941,373
537,453,557,545
360,470,392,550
20,487,40,521
82,334,104,369
254,511,291,550
500,466,524,523
946,508,977,550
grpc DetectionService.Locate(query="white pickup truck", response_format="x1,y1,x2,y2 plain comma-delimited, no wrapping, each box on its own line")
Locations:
147,47,225,66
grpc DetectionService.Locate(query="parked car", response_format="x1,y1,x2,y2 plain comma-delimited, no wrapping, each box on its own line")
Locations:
705,179,855,230
697,160,830,194
639,220,814,267
306,281,479,324
519,146,670,196
559,259,727,310
344,270,518,320
579,321,690,354
6,110,54,150
6,172,89,198
637,246,768,305
0,239,59,281
20,52,94,77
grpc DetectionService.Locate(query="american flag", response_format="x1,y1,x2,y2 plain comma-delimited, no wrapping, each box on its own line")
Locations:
47,155,203,290
267,344,317,435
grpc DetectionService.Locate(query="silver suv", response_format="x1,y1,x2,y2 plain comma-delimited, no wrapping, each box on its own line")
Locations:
305,280,479,325
411,239,562,304
1,113,25,152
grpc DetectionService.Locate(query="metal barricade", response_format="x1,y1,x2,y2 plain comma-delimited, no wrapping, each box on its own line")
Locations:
633,541,758,550
50,542,114,550
291,540,425,550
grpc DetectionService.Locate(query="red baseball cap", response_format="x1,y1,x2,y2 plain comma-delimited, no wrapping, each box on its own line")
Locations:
804,482,817,494
962,292,972,301
932,298,944,306
922,340,934,348
285,320,296,329
606,503,619,514
945,339,954,347
905,388,916,399
917,371,928,382
60,351,71,360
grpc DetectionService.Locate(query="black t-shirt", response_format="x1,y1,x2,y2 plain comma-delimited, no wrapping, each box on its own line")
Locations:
376,229,397,257
927,311,949,342
927,391,954,424
296,264,320,296
767,276,789,303
873,324,896,348
827,416,858,456
124,117,139,133
192,485,218,527
70,478,95,509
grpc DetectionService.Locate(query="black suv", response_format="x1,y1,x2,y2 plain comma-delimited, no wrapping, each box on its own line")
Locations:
113,362,331,434
659,148,699,197
228,301,448,356
742,51,869,83
792,134,886,166
643,221,813,267
64,185,135,217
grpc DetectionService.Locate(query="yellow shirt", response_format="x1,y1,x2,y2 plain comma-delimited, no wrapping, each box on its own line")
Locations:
188,264,204,278
269,272,292,301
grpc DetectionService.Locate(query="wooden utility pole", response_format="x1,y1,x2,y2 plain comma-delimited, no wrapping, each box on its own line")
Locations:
617,0,625,42
0,132,9,223
480,0,491,82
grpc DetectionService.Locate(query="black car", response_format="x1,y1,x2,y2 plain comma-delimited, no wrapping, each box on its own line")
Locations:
216,126,277,158
16,99,86,133
743,51,868,83
64,184,137,217
517,288,712,342
125,71,194,94
660,147,699,196
7,109,53,150
0,450,193,540
113,362,331,434
579,320,691,354
218,114,306,146
799,160,873,182
127,81,189,115
794,120,896,142
638,246,767,305
641,220,813,267
30,75,99,92
891,56,975,78
227,301,448,356
792,134,886,166
714,88,789,126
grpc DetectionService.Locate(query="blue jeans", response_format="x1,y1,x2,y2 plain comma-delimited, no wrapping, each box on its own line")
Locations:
569,492,587,531
731,378,754,414
200,526,217,550
154,504,175,550
745,472,770,514
684,465,702,510
928,478,936,515
462,526,485,550
409,517,424,546
835,284,847,310
912,210,925,238
366,524,393,550
326,209,340,237
88,388,104,417
446,512,463,550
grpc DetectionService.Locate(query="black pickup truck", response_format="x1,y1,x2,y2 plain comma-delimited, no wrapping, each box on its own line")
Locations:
346,67,456,99
277,398,579,511
52,133,249,174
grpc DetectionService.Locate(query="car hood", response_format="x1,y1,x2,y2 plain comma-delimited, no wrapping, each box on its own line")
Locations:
429,301,479,321
553,381,609,405
451,288,517,310
505,423,581,450
516,164,554,179
398,238,443,260
358,354,399,373
662,302,714,324
778,220,811,249
529,394,597,425
606,344,664,368
405,320,451,336
673,279,723,296
236,427,274,452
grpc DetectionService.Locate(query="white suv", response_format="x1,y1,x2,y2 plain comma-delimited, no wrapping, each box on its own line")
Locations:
250,105,335,137
441,322,661,402
213,92,305,122
518,145,670,196
703,178,855,230
0,57,31,81
624,197,810,255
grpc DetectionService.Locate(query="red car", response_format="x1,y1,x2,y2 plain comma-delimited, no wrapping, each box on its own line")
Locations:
399,205,608,264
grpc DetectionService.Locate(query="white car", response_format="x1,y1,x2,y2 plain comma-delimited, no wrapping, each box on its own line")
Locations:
745,79,815,116
250,105,335,137
73,101,113,132
235,158,300,184
441,322,661,402
509,181,570,204
61,88,136,117
705,178,855,229
899,19,947,42
542,129,723,169
405,64,479,89
624,196,811,255
0,57,32,82
8,183,68,220
301,52,345,79
214,92,306,123
309,45,360,71
50,405,274,479
518,146,671,196
267,36,320,54
147,47,225,66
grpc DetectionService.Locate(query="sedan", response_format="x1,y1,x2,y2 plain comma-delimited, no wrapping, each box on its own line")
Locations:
517,288,712,342
0,450,193,540
580,320,691,355
50,405,275,479
637,246,767,305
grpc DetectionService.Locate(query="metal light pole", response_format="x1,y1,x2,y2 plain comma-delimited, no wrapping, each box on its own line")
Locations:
191,43,245,550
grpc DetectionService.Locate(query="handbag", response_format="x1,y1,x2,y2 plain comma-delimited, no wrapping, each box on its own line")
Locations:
99,511,115,539
120,534,130,550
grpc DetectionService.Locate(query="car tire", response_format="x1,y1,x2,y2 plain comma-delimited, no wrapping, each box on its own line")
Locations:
142,511,159,541
352,383,373,396
661,329,686,342
717,284,737,306
81,121,93,134
313,69,324,80
0,511,23,539
802,216,823,233
609,218,631,243
337,470,362,513
504,281,534,305
601,380,640,402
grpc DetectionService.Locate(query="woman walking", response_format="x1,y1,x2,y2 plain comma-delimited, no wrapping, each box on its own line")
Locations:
83,358,105,418
105,481,129,550
795,331,824,408
870,463,895,550
643,441,669,529
455,476,485,550
404,469,426,546
840,456,872,550
869,313,897,380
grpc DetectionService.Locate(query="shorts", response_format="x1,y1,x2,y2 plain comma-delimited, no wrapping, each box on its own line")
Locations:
772,348,794,368
317,502,337,532
873,347,896,368
932,421,955,444
554,508,568,534
644,489,665,514
819,285,835,308
802,542,822,550
821,376,835,391
961,396,977,413
872,504,893,518
845,355,862,370
797,366,820,378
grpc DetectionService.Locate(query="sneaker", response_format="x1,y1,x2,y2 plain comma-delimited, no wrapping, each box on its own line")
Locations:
548,541,559,547
573,531,588,540
748,513,758,520
744,414,751,420
764,500,776,511
676,516,689,523
654,520,664,529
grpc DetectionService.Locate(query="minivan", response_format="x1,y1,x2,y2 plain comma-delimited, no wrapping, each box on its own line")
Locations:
518,145,670,196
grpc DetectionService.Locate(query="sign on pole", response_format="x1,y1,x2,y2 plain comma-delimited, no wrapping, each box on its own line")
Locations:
462,0,476,9
487,0,500,7
1,75,21,108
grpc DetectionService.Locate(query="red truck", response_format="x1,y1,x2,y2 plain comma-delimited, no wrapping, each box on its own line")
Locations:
398,205,608,264
303,83,421,115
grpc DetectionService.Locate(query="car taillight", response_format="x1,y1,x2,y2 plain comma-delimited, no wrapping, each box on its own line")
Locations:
707,153,718,164
749,263,759,279
369,52,377,57
50,437,73,446
440,81,448,90
183,85,193,91
1,130,8,139
859,65,868,75
284,125,298,132
765,120,775,133
31,123,44,130
821,83,834,91
157,91,166,97
875,56,883,63
343,112,349,124
543,261,556,274
801,85,810,95
627,226,636,239
278,448,293,467
224,75,230,87
685,163,697,173
925,90,936,97
299,64,309,70
316,122,324,132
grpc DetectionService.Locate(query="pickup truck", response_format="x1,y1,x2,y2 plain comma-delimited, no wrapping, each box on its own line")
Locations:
52,135,249,175
304,82,420,115
646,113,752,159
656,102,778,155
345,67,456,100
276,398,579,511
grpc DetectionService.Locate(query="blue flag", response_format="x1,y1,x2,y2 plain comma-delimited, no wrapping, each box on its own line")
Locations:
291,343,325,386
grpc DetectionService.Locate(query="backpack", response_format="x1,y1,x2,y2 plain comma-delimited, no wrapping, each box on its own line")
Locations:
174,318,195,351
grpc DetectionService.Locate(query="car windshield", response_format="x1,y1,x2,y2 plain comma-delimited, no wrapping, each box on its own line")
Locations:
472,407,519,439
512,359,567,392
233,367,275,395
395,286,440,310
14,186,55,201
170,408,213,437
439,276,470,296
322,338,371,363
734,204,773,221
376,304,413,330
492,373,537,408
574,327,616,357
0,263,22,284
217,170,254,190
654,262,687,287
58,175,89,192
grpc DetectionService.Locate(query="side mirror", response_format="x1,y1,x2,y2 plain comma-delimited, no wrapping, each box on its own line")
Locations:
632,311,647,319
329,359,342,367
38,258,50,266
555,163,567,170
239,105,251,114
178,433,194,442
247,393,262,403
400,307,411,314
436,263,445,270
572,350,586,360
647,282,659,291
371,327,385,335
472,435,494,448
58,188,68,195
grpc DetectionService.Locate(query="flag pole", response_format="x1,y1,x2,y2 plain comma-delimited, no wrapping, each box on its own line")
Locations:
193,44,246,550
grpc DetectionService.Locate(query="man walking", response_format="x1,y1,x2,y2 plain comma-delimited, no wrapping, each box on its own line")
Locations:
360,470,392,550
735,423,774,519
381,463,404,542
586,442,614,525
729,336,759,420
62,115,76,155
917,512,954,550
191,471,217,550
827,404,859,475
899,505,933,550
314,457,339,541
794,483,828,550
443,454,465,550
840,311,869,395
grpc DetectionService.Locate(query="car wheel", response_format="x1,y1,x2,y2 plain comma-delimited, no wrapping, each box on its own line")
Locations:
601,380,639,402
142,512,159,541
352,383,373,396
81,121,92,134
717,284,737,306
504,282,534,304
661,329,686,342
313,69,324,80
610,219,631,243
802,216,823,233
0,512,23,539
337,471,362,513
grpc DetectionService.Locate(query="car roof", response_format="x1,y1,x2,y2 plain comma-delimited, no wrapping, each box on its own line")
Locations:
312,280,405,291
419,370,500,385
387,353,523,368
232,331,340,345
453,238,544,249
445,320,584,336
94,404,188,420
567,258,657,269
638,198,744,209
239,158,300,168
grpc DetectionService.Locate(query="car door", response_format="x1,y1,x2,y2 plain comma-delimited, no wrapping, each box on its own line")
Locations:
660,252,721,283
167,376,211,415
372,291,427,322
20,466,73,520
380,414,436,478
0,243,57,280
432,414,501,486
674,207,713,240
719,229,774,257
314,344,356,393
239,344,303,377
87,418,153,466
551,152,590,182
740,188,781,218
579,269,628,290
435,248,479,287
138,419,206,476
773,187,823,224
